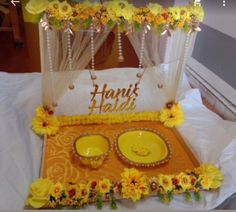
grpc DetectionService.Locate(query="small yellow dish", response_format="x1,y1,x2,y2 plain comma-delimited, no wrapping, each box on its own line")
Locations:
115,129,171,167
73,134,111,169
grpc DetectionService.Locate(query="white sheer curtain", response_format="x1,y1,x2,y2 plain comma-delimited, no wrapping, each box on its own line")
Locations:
39,24,113,107
128,29,196,106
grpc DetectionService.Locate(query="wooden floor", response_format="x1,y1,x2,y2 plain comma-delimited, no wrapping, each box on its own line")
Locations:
0,22,40,73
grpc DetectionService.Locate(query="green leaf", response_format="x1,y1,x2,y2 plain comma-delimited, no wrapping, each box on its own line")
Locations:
157,25,164,34
158,193,171,204
184,192,192,203
194,191,202,202
96,194,103,210
55,204,64,209
84,17,93,29
107,19,115,28
48,17,65,29
134,22,142,32
71,205,80,210
183,22,190,33
167,191,174,201
111,196,118,210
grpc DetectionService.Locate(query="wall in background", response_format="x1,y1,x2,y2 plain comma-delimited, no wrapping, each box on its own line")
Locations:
193,23,236,89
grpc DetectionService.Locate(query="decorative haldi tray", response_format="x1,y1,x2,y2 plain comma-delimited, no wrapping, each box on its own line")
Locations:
41,121,199,183
24,0,225,208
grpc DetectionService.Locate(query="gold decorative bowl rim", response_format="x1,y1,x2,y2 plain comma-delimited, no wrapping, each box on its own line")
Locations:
115,128,172,167
73,133,112,161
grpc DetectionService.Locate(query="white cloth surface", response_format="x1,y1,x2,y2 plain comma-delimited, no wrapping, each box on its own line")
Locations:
0,70,236,210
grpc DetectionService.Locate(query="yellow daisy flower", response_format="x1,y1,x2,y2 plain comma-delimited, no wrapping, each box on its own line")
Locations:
188,4,204,22
48,0,60,14
98,179,112,195
32,116,59,136
158,174,173,193
195,164,223,189
77,183,90,204
199,175,213,190
159,103,185,128
59,1,73,19
50,182,64,199
176,172,192,191
35,106,54,118
168,7,181,20
121,168,149,202
179,7,191,21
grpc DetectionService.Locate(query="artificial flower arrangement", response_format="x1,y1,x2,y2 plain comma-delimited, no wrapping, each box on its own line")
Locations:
32,101,184,136
25,0,204,34
26,164,223,209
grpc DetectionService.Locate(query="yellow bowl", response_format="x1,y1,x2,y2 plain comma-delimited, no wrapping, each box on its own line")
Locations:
73,134,111,169
115,129,171,167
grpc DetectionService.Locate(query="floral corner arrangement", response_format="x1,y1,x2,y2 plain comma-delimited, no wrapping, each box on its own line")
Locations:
25,0,204,34
26,164,223,209
31,101,185,136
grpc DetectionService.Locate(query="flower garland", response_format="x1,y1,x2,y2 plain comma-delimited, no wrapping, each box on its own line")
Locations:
25,164,223,209
25,0,204,34
31,102,185,136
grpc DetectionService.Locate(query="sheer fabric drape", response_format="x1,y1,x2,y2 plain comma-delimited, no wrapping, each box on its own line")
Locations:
128,29,195,107
39,24,113,107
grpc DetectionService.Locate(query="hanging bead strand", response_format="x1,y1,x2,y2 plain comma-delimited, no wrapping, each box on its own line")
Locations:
136,30,146,80
117,22,124,62
174,33,191,101
67,31,75,90
90,25,96,86
45,27,57,107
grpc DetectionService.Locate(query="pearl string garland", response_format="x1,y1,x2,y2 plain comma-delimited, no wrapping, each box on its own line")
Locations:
174,32,191,100
45,28,57,107
137,30,146,79
117,23,124,62
67,31,75,90
88,26,146,87
90,25,97,85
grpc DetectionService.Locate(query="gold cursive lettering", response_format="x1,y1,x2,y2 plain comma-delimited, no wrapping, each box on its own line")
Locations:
88,83,139,114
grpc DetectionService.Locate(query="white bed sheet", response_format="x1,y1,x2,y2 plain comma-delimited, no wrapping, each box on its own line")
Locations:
0,71,236,210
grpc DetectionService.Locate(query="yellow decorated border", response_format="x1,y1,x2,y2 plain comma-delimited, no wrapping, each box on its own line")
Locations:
26,164,223,209
31,102,185,136
25,0,204,33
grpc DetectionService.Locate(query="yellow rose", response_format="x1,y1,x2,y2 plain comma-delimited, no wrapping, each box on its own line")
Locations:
148,3,163,15
27,179,53,209
25,0,49,15
104,0,135,22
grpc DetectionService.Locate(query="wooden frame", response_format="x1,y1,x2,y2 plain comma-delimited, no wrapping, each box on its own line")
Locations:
0,2,23,44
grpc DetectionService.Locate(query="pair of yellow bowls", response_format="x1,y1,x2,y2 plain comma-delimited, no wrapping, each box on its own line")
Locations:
73,129,172,169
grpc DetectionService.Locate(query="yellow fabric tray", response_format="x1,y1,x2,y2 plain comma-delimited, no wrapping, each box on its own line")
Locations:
41,121,199,184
